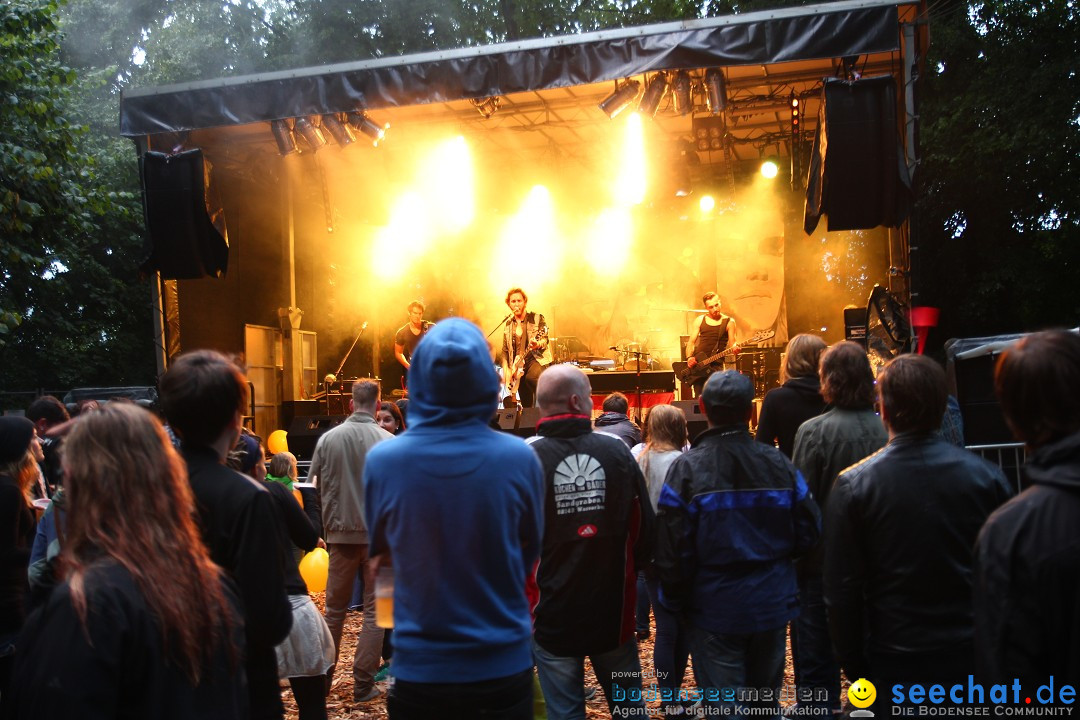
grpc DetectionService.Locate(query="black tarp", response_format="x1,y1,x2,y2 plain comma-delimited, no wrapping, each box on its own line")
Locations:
120,3,902,136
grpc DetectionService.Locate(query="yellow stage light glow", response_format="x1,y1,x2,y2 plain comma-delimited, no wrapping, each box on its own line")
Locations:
493,185,560,289
614,113,647,205
586,208,633,274
760,159,779,179
423,135,474,231
699,195,716,213
372,191,429,277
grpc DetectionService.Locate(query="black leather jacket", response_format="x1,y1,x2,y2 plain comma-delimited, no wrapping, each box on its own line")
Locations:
823,431,1011,679
975,431,1080,686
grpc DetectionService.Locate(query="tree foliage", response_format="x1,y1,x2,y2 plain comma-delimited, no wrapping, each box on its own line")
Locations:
0,0,152,390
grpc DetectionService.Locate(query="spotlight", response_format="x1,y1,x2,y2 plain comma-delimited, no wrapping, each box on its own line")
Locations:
294,117,326,152
270,119,296,156
699,195,716,213
347,111,389,146
638,72,669,117
321,114,354,146
704,68,727,115
672,71,692,116
471,96,501,119
599,80,641,119
760,157,780,179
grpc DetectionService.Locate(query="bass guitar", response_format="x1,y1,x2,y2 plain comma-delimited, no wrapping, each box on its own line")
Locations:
675,329,775,385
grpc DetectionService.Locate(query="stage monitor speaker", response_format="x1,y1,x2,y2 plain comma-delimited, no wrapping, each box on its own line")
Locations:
514,407,542,438
844,307,868,346
139,149,230,279
287,414,347,461
671,400,708,442
495,408,519,431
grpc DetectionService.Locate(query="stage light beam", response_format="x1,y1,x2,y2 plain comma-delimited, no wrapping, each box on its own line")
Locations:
614,112,647,205
700,195,716,213
587,208,633,275
760,158,780,179
422,135,474,231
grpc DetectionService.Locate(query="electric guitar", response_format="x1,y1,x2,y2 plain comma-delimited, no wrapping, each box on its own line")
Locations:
505,326,550,400
674,329,775,385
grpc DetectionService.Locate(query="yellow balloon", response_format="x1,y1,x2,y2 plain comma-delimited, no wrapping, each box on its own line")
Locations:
299,548,329,593
267,429,288,455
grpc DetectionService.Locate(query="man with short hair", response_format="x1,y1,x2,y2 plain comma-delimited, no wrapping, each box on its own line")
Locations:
159,350,293,720
393,301,434,384
655,370,820,717
824,354,1010,711
789,342,887,715
364,318,544,719
309,378,394,703
684,292,739,397
527,364,652,720
593,392,641,449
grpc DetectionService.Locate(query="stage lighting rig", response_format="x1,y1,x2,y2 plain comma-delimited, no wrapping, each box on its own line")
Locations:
293,117,326,152
638,72,669,117
704,68,727,115
671,71,693,116
321,114,354,146
270,119,296,156
347,111,389,146
599,79,641,119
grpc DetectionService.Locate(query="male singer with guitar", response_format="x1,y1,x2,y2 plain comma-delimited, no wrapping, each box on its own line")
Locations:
501,287,549,408
685,292,739,397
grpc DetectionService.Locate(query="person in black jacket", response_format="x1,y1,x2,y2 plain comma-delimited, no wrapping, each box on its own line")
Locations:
160,350,293,720
755,333,827,458
824,354,1010,713
527,364,653,720
975,330,1080,689
11,403,247,719
593,392,642,449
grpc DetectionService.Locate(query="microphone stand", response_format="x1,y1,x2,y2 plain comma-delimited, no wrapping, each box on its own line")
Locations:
327,322,368,415
487,313,512,338
612,345,650,424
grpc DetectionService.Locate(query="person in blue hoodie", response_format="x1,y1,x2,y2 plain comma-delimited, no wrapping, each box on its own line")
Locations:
363,318,545,720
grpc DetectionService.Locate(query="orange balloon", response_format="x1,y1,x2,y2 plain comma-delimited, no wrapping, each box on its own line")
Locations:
299,548,329,593
267,429,289,455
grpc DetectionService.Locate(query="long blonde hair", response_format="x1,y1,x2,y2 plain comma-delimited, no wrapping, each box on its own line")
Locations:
640,405,688,477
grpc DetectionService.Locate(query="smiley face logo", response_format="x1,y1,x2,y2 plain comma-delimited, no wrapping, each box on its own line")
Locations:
848,678,877,709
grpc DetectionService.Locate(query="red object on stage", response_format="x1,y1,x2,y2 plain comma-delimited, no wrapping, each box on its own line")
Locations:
909,306,940,355
591,393,675,412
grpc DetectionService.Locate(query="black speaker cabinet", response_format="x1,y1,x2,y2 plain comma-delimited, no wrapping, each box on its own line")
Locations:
287,414,347,461
495,407,519,431
514,407,542,438
671,400,709,442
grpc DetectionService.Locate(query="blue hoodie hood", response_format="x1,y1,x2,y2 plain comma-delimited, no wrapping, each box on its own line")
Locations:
406,318,500,428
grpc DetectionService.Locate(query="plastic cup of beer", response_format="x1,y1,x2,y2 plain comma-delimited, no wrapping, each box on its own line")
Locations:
374,566,394,628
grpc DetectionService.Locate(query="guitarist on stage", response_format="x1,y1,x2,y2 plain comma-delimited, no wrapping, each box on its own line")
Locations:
501,287,549,408
685,292,739,397
394,300,435,389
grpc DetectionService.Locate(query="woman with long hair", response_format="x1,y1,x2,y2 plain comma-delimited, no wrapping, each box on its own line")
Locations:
10,403,246,718
636,405,691,718
0,417,39,712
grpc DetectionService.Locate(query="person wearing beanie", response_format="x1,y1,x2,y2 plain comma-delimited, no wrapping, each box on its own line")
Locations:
364,318,544,719
0,416,41,711
654,371,821,718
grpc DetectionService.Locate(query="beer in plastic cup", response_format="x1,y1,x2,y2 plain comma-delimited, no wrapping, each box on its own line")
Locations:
375,566,394,628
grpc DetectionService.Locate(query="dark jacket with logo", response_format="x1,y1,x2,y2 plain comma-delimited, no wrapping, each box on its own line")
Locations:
527,415,653,657
975,431,1080,686
655,426,821,635
824,432,1011,680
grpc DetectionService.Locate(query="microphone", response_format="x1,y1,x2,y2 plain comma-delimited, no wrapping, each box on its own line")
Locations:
609,346,620,351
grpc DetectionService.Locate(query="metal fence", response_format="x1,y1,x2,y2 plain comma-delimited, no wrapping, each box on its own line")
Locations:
966,442,1026,493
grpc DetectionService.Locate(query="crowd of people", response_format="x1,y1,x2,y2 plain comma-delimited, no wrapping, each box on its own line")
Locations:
0,325,1078,720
